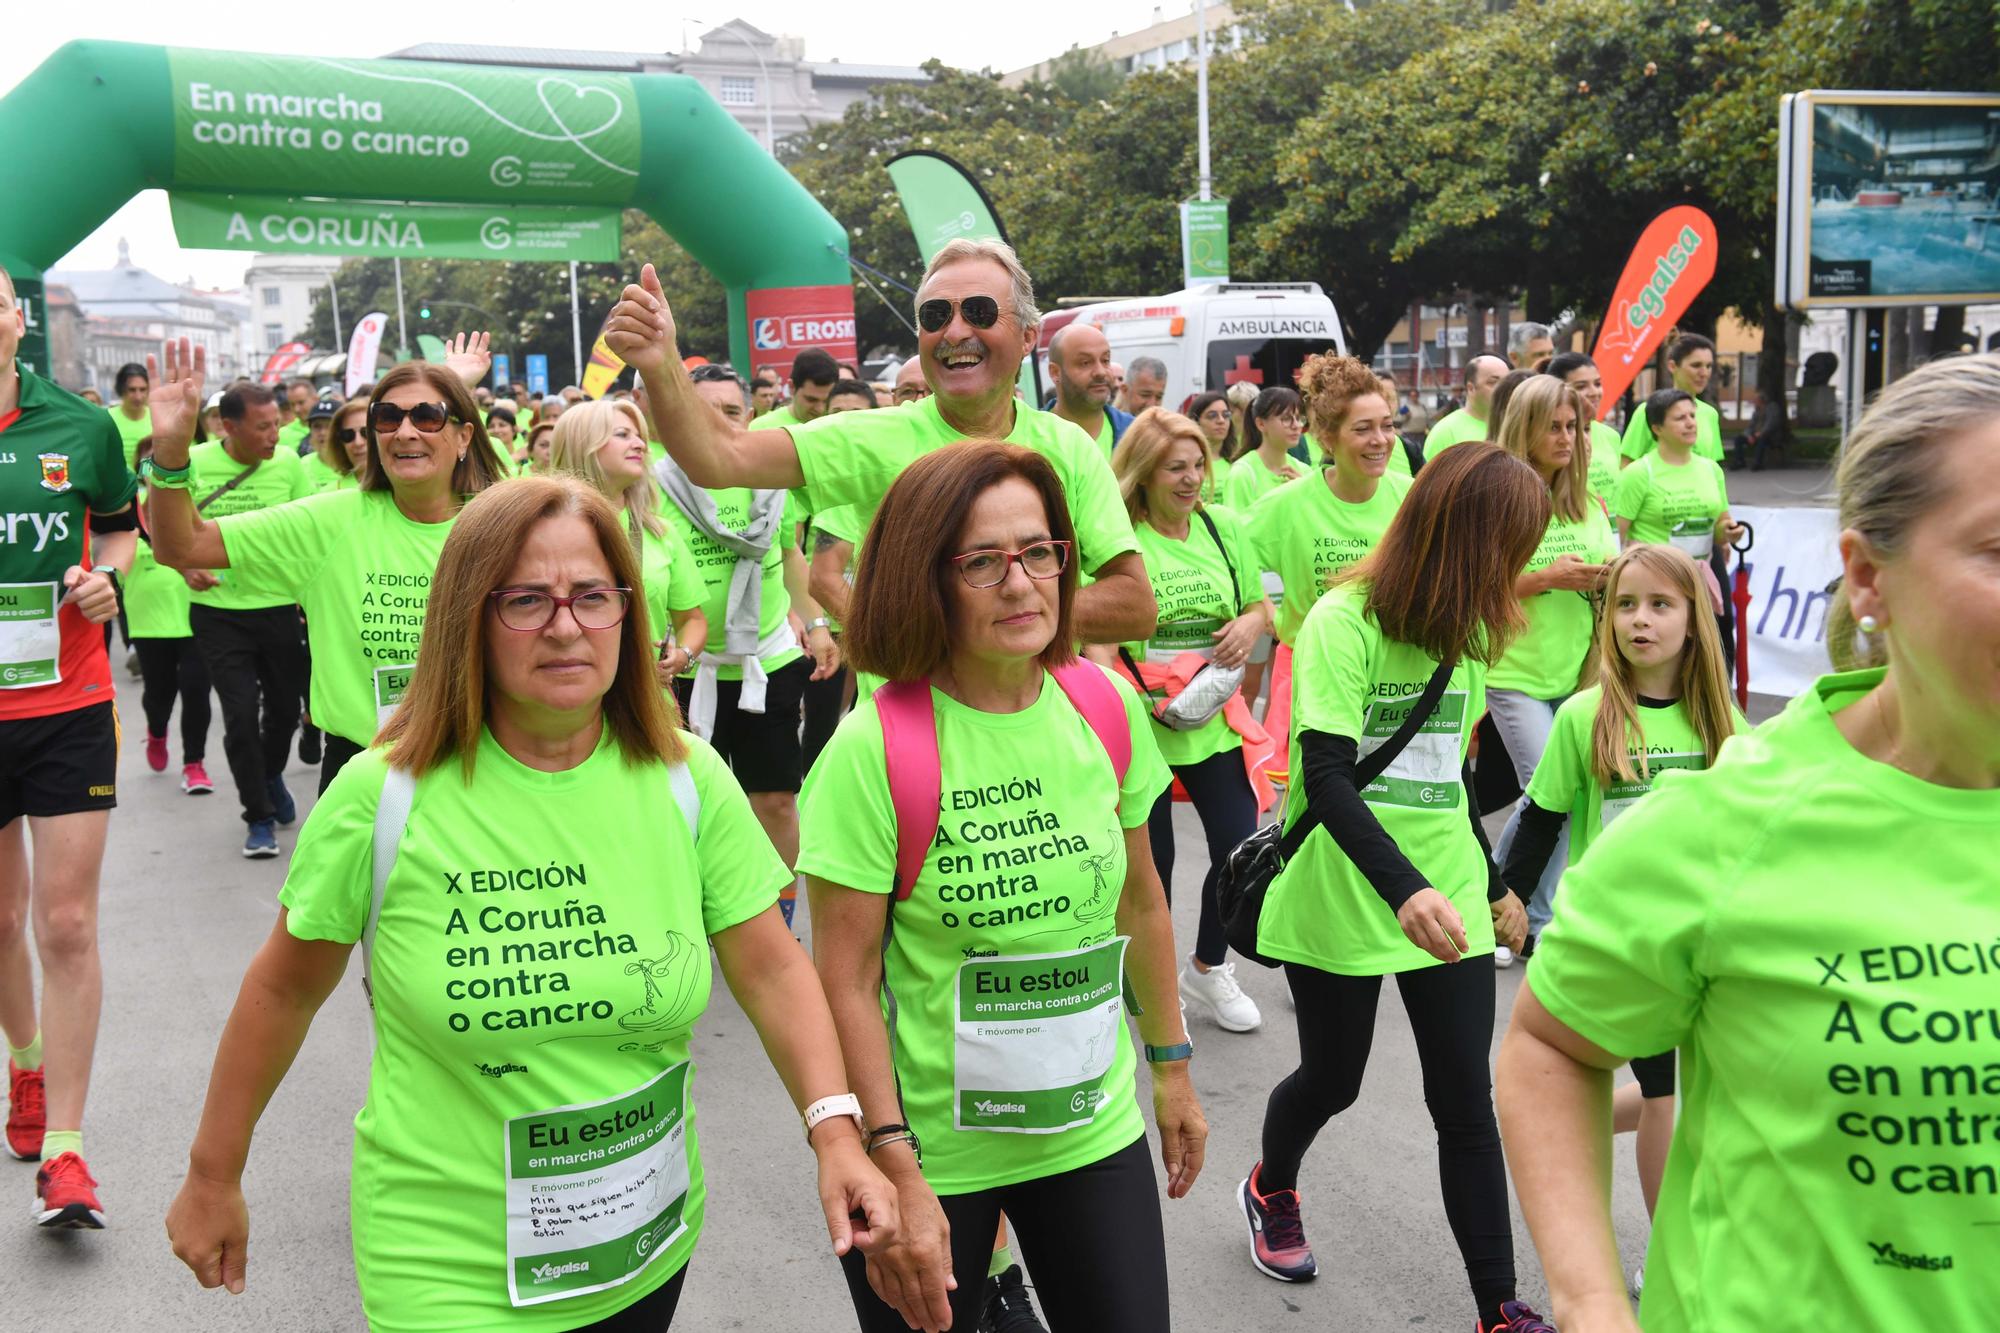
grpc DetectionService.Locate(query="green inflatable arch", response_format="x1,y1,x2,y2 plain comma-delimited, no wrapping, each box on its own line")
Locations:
0,40,856,379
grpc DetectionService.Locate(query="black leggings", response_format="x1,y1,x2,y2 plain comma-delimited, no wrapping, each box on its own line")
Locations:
133,636,211,762
1262,960,1515,1317
801,660,848,774
565,1264,687,1331
838,1135,1169,1333
319,731,367,794
1146,748,1258,967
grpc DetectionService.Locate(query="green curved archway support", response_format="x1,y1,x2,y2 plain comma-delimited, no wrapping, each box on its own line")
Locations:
0,41,856,379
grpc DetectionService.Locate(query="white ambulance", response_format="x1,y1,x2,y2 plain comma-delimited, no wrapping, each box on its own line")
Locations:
1035,282,1347,409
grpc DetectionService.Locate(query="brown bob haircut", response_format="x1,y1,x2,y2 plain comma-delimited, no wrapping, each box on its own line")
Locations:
1337,442,1549,666
844,441,1079,682
362,362,510,494
377,475,685,778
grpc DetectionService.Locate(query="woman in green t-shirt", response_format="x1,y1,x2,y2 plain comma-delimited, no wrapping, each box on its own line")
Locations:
1111,408,1272,1036
1617,333,1722,465
1243,443,1553,1333
1497,349,2000,1333
1222,385,1305,512
1186,390,1235,502
549,399,709,687
300,398,368,494
1545,352,1622,504
800,442,1204,1333
127,435,215,795
1485,375,1615,959
167,476,904,1333
107,361,152,469
1500,543,1740,1245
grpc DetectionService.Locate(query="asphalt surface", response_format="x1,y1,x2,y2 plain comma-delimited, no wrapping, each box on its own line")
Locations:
0,697,1702,1333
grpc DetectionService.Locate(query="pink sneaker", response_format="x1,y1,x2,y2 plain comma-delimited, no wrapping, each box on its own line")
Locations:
1239,1161,1317,1282
145,733,169,772
181,762,214,795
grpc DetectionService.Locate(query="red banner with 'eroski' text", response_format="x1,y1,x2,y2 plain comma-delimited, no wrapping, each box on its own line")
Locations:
1588,206,1719,418
743,285,858,383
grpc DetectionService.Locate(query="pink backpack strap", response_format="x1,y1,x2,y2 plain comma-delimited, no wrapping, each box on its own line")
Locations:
1051,659,1132,787
875,679,941,902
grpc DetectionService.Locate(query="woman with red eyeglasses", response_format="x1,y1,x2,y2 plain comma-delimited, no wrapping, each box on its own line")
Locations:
145,336,511,791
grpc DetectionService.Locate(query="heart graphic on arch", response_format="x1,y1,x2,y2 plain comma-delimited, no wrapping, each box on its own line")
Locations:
536,77,625,144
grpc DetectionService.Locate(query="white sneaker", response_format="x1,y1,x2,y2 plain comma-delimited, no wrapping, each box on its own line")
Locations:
1629,1263,1645,1298
1494,946,1517,968
1180,957,1262,1032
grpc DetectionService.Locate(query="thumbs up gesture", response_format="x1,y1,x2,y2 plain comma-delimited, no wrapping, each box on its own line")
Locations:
605,264,680,374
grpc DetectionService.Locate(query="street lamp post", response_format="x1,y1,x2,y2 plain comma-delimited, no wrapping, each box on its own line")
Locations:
694,19,775,153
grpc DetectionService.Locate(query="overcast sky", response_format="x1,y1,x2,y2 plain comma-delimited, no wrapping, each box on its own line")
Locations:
12,0,1185,289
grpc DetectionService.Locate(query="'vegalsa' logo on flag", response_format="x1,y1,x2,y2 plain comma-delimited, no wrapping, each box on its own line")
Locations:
38,454,71,494
753,318,784,350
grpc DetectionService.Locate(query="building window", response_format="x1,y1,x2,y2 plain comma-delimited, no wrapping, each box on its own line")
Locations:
262,287,281,306
264,323,285,348
1165,39,1189,61
720,76,756,106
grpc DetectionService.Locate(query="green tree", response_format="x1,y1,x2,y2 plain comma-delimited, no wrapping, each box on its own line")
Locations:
1044,46,1126,104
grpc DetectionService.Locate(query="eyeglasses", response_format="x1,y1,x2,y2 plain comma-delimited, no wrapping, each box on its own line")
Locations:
336,427,367,443
949,540,1070,589
917,295,1001,334
370,400,456,434
488,587,632,632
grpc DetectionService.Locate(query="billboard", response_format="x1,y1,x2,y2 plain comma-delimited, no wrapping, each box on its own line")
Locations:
1777,91,2000,309
743,285,858,383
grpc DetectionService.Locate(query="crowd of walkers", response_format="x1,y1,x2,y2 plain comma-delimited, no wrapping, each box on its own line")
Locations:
0,241,1992,1333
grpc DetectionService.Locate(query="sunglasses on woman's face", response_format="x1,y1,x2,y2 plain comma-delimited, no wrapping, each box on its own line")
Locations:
916,295,1002,334
369,400,455,434
336,427,367,443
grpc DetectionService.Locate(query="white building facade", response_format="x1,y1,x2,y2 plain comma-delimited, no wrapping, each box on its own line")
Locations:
48,240,254,391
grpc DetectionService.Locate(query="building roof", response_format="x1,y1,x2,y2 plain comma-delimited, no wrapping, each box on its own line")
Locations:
809,61,931,85
384,42,659,73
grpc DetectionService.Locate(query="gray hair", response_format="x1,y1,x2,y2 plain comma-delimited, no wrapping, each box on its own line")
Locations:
1508,322,1552,356
917,238,1040,332
1828,351,2000,669
1128,355,1168,384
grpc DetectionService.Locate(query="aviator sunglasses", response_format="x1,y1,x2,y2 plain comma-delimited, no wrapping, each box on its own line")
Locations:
916,295,1002,334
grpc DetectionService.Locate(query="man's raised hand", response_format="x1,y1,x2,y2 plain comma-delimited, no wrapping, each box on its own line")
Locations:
145,338,208,456
604,264,679,374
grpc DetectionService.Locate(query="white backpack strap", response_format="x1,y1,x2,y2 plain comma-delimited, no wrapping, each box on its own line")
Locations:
666,760,700,843
363,766,417,1009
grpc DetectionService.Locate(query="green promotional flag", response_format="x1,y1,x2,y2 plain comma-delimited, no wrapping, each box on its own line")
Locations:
170,193,623,261
416,334,449,363
168,50,642,205
1181,199,1229,286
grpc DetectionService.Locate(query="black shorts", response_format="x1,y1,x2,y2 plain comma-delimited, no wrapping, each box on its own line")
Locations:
1631,1049,1676,1100
0,701,119,827
672,656,809,793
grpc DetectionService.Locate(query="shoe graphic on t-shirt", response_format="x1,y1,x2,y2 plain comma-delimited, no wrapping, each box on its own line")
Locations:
620,931,698,1032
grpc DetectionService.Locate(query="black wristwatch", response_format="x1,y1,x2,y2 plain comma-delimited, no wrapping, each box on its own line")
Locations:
91,565,123,597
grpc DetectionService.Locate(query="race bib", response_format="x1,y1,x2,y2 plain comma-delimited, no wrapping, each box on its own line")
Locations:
504,1063,692,1307
1600,752,1707,828
1357,691,1468,809
1146,617,1222,663
0,582,61,689
374,663,416,724
954,938,1129,1134
1668,523,1714,560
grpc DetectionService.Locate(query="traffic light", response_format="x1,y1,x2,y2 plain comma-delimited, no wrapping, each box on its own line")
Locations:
418,305,432,320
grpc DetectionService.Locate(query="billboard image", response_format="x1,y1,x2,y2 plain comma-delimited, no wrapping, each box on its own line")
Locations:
1779,92,2000,309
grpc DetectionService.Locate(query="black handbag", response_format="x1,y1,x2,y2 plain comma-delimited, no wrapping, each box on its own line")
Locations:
1218,657,1457,967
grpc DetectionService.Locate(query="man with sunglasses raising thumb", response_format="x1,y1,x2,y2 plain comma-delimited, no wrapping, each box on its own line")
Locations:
607,239,1158,647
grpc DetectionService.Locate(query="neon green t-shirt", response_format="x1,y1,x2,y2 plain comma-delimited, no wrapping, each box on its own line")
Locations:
659,489,801,682
1203,452,1233,505
126,535,192,639
1531,668,1999,1332
1122,505,1264,767
1585,420,1620,505
299,451,359,494
186,442,313,610
277,419,311,457
787,397,1139,577
1611,452,1730,556
107,405,152,471
1256,584,1492,974
1620,395,1723,463
1523,687,1725,866
754,404,803,432
1221,451,1301,512
1422,406,1490,454
1487,500,1617,697
1246,471,1408,646
280,729,789,1333
636,520,707,645
217,488,457,746
796,664,1172,1194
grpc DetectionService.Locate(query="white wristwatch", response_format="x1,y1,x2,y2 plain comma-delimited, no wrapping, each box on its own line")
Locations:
802,1093,865,1142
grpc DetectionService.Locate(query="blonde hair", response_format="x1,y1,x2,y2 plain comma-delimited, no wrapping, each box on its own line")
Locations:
1589,544,1738,784
1828,352,2000,670
378,476,684,778
1495,376,1590,523
549,399,665,539
918,238,1040,331
1112,408,1213,523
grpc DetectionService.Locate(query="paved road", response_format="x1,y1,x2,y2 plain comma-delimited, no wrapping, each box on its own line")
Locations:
2,703,1664,1331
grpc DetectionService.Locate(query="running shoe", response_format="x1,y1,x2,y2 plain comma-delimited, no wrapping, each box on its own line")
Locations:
299,729,321,766
34,1151,105,1229
182,762,214,795
1478,1300,1557,1333
267,775,297,826
1494,946,1516,968
1238,1162,1317,1282
5,1061,44,1161
144,732,169,773
243,821,280,859
1629,1264,1645,1298
1181,957,1262,1032
979,1264,1046,1333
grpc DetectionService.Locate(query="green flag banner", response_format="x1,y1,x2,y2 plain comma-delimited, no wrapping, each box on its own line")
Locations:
884,149,1009,262
1181,199,1229,286
170,192,622,261
168,49,642,205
